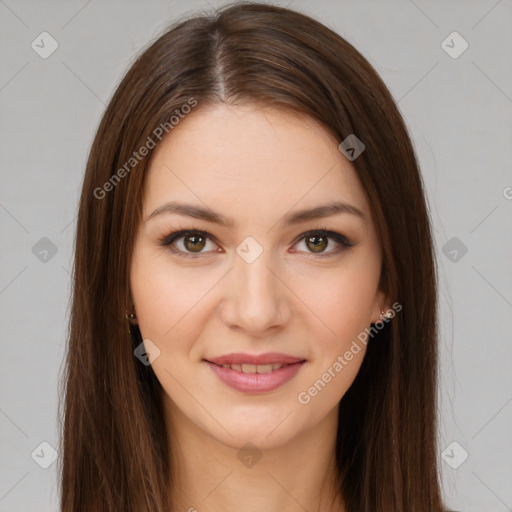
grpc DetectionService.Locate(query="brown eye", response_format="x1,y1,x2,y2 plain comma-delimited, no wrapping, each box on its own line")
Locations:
305,234,328,253
159,230,218,258
183,234,206,252
293,229,356,258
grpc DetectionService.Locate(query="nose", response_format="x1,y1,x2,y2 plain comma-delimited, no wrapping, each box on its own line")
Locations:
220,250,291,337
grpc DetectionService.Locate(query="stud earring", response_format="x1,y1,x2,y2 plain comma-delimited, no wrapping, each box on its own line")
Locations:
380,309,393,321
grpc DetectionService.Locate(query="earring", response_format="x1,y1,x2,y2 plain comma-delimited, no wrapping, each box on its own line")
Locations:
380,309,393,321
125,308,136,334
125,308,143,350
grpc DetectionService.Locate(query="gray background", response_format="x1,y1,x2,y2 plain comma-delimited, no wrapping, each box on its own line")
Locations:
1,0,511,510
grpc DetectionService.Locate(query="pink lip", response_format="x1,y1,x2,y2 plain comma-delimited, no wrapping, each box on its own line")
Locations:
204,353,306,393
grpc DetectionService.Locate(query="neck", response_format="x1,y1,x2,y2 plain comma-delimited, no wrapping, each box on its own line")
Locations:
165,401,346,512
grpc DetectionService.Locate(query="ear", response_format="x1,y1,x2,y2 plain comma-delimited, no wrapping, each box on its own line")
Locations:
370,288,392,324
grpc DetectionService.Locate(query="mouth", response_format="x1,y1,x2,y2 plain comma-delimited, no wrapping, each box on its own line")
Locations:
203,353,306,393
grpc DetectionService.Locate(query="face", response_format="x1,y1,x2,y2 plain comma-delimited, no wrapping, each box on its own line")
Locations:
130,103,388,450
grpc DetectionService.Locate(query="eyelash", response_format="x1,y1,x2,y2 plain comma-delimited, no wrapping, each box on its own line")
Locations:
158,226,357,260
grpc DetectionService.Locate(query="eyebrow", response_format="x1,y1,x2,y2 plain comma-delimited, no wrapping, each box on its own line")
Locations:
145,200,365,227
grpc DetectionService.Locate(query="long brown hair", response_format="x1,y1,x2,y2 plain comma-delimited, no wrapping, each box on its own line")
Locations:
58,2,446,510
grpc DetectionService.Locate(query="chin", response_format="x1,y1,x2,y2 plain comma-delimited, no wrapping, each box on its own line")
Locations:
204,404,311,451
219,424,298,452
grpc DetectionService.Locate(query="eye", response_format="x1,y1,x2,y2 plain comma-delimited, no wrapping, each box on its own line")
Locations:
292,229,356,258
159,229,220,258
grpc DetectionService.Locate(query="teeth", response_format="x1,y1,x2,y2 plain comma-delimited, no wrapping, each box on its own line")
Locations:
220,363,285,373
255,364,273,374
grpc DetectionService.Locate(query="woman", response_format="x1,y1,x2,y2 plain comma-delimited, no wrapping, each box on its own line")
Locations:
59,3,447,511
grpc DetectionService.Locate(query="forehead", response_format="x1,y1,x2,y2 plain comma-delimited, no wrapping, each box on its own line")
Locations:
143,103,371,226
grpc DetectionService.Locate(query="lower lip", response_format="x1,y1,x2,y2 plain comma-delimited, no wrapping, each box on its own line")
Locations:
205,361,305,393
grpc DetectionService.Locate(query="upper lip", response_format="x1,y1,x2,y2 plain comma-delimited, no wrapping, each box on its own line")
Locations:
205,353,305,366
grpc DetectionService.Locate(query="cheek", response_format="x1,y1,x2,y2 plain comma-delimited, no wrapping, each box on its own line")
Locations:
292,258,379,349
292,268,376,409
130,246,221,344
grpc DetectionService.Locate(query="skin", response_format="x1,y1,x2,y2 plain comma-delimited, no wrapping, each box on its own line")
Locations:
129,103,390,512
